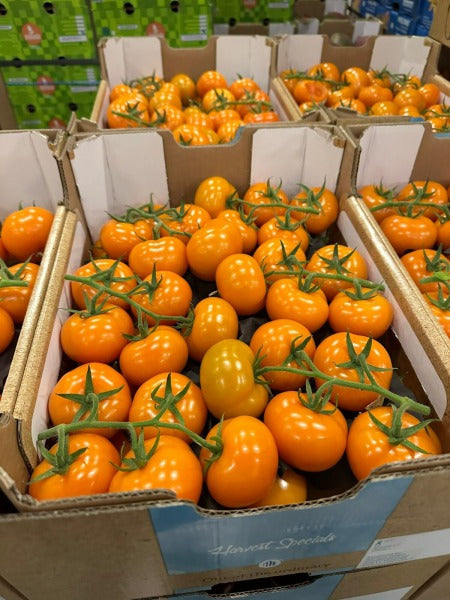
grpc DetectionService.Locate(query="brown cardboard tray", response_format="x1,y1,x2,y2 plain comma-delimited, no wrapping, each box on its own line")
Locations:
0,123,449,599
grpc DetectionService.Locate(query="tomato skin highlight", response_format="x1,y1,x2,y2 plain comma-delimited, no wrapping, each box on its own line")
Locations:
200,339,269,419
264,391,348,472
346,407,442,480
328,288,394,338
28,433,120,501
380,215,437,255
109,436,203,503
128,236,188,279
200,416,279,508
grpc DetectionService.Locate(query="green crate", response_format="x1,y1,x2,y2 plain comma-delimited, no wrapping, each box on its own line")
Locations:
1,62,100,128
213,0,294,23
8,0,96,60
90,0,212,47
0,1,24,60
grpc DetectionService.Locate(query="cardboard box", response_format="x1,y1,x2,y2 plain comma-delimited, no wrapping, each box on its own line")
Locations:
429,0,450,48
342,121,450,424
166,558,449,599
89,35,287,128
213,22,296,35
411,560,450,599
0,0,97,61
0,62,100,129
1,123,450,600
213,0,294,24
0,129,67,441
90,0,212,48
273,34,449,124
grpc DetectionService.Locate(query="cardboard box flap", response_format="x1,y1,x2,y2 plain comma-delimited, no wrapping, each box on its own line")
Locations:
370,36,433,78
0,131,63,214
70,124,346,240
216,36,272,92
102,35,274,92
354,123,426,190
429,0,450,49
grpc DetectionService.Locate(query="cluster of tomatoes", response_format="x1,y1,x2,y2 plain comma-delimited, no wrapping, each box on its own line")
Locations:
280,63,449,132
107,70,279,144
28,177,442,508
359,180,450,337
0,206,54,360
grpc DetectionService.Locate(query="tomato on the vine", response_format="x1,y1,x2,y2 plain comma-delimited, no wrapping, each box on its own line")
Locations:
380,214,437,255
109,436,203,503
186,218,243,281
249,468,307,507
215,253,267,316
61,306,134,364
70,259,137,310
253,237,306,284
185,297,239,362
1,205,54,261
313,332,393,411
99,218,155,262
129,372,207,442
243,180,288,226
0,261,39,323
29,433,120,501
193,176,237,218
199,416,278,508
128,236,188,279
290,186,338,234
249,319,315,391
265,277,329,333
264,391,348,471
200,339,269,419
119,325,188,387
346,406,442,480
48,363,132,437
0,306,14,353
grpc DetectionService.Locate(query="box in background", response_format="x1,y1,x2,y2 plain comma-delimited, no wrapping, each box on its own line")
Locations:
0,0,97,61
0,63,100,129
90,0,212,48
214,0,294,24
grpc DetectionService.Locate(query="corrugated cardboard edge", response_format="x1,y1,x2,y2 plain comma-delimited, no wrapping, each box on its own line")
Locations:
410,559,450,599
0,205,67,419
340,195,450,409
13,210,76,470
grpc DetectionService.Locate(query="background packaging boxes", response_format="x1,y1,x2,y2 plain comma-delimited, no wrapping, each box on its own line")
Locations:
213,0,294,24
90,0,213,47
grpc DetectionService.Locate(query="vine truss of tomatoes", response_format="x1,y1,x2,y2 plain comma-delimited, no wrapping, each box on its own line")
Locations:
28,179,442,508
359,179,450,336
280,63,450,132
107,70,280,144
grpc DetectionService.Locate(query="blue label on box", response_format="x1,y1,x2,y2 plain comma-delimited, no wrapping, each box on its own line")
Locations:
149,477,412,577
170,574,345,600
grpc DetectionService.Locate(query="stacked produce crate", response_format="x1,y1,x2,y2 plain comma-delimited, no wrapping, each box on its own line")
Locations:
0,1,100,129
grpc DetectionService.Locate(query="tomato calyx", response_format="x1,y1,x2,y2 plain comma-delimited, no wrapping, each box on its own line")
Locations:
335,332,392,386
371,182,396,202
299,379,337,414
283,334,314,369
341,279,385,300
32,426,87,483
0,257,32,288
56,365,124,423
421,245,450,275
295,182,327,216
424,286,450,311
282,69,345,89
368,403,437,453
129,74,163,98
111,101,152,128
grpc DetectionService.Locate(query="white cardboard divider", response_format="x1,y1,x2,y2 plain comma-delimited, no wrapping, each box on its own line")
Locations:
30,221,87,447
251,127,343,197
0,131,63,216
71,132,169,240
276,35,325,73
103,37,164,88
355,124,425,190
338,211,446,419
352,20,383,42
216,36,272,92
370,37,432,78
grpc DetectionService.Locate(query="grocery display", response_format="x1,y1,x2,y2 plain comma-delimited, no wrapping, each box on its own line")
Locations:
0,2,450,600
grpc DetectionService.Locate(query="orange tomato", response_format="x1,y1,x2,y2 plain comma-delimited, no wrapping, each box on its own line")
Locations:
358,85,393,108
196,70,228,98
293,79,329,104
